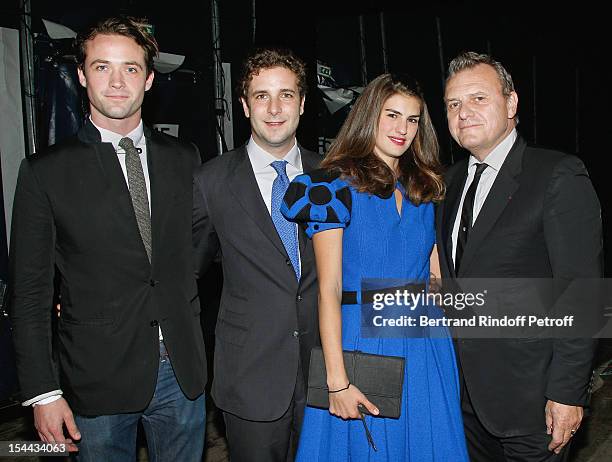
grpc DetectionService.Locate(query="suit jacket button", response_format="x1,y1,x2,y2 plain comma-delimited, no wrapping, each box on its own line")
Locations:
296,294,303,302
150,279,158,287
286,259,291,266
150,320,159,327
293,330,299,338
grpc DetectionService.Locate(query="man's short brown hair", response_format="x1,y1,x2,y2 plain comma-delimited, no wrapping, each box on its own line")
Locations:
238,48,307,99
76,16,159,75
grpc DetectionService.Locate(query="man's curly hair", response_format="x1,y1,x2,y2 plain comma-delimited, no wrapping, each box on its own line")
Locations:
238,48,307,99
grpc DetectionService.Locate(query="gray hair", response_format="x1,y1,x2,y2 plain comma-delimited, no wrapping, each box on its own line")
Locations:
447,51,515,97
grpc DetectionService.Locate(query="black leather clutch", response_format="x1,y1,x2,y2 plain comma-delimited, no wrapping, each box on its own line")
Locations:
306,347,405,419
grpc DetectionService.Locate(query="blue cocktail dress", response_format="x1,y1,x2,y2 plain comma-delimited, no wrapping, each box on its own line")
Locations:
282,170,469,461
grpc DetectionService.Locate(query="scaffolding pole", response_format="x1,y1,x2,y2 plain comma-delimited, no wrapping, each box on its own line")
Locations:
20,0,36,156
532,55,537,144
252,0,257,43
575,66,580,153
358,15,368,86
379,12,388,73
435,17,454,163
211,0,225,155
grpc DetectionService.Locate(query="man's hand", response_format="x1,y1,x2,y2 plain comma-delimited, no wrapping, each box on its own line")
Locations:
545,400,583,454
33,398,80,452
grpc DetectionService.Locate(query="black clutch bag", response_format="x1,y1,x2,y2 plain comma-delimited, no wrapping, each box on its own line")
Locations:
306,347,405,419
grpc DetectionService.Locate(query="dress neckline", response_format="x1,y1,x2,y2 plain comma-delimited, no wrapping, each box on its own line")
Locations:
394,181,406,220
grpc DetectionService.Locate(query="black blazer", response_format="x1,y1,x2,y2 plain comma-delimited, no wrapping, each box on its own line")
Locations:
193,145,320,421
9,120,207,415
436,135,602,437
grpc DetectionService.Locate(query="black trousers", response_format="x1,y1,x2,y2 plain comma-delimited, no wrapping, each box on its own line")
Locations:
223,366,306,462
460,366,571,462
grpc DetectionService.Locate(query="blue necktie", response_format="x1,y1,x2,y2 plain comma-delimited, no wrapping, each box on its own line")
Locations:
271,160,300,280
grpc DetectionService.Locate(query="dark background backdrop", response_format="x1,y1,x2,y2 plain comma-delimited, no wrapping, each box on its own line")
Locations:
22,0,609,266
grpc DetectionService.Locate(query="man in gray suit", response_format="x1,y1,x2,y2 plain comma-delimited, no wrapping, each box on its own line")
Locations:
192,48,320,462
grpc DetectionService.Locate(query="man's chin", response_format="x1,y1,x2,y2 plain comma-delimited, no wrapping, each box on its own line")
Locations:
457,136,481,151
261,134,293,148
103,109,136,121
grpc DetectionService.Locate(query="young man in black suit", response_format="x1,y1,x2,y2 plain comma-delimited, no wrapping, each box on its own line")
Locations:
9,17,206,461
193,48,320,462
437,51,602,462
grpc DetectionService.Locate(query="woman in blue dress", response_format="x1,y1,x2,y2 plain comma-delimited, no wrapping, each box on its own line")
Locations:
282,74,469,461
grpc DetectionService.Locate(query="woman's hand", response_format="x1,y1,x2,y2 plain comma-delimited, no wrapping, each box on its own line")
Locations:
328,384,379,419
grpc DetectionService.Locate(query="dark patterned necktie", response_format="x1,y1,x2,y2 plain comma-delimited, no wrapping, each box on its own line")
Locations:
271,160,300,279
119,137,152,262
455,162,488,273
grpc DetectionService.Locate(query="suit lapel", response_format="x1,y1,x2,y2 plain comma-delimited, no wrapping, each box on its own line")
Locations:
300,147,320,174
228,147,289,257
146,128,178,268
297,148,321,255
91,142,138,238
80,120,152,266
458,137,526,275
91,141,131,201
442,161,469,277
78,119,165,264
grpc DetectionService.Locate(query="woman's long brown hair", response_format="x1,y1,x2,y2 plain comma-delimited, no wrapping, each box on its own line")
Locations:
321,74,445,204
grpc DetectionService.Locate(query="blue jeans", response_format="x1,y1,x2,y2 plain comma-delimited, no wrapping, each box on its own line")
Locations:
74,341,206,462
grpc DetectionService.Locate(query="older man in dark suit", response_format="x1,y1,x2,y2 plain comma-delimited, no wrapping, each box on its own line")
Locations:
437,51,602,462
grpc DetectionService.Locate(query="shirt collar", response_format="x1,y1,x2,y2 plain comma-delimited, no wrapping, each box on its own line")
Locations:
90,117,145,151
247,136,300,173
468,128,517,173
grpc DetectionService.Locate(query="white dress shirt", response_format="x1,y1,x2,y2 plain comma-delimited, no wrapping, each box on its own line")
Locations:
246,137,303,271
247,137,303,213
451,129,518,265
26,119,158,407
94,119,151,212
